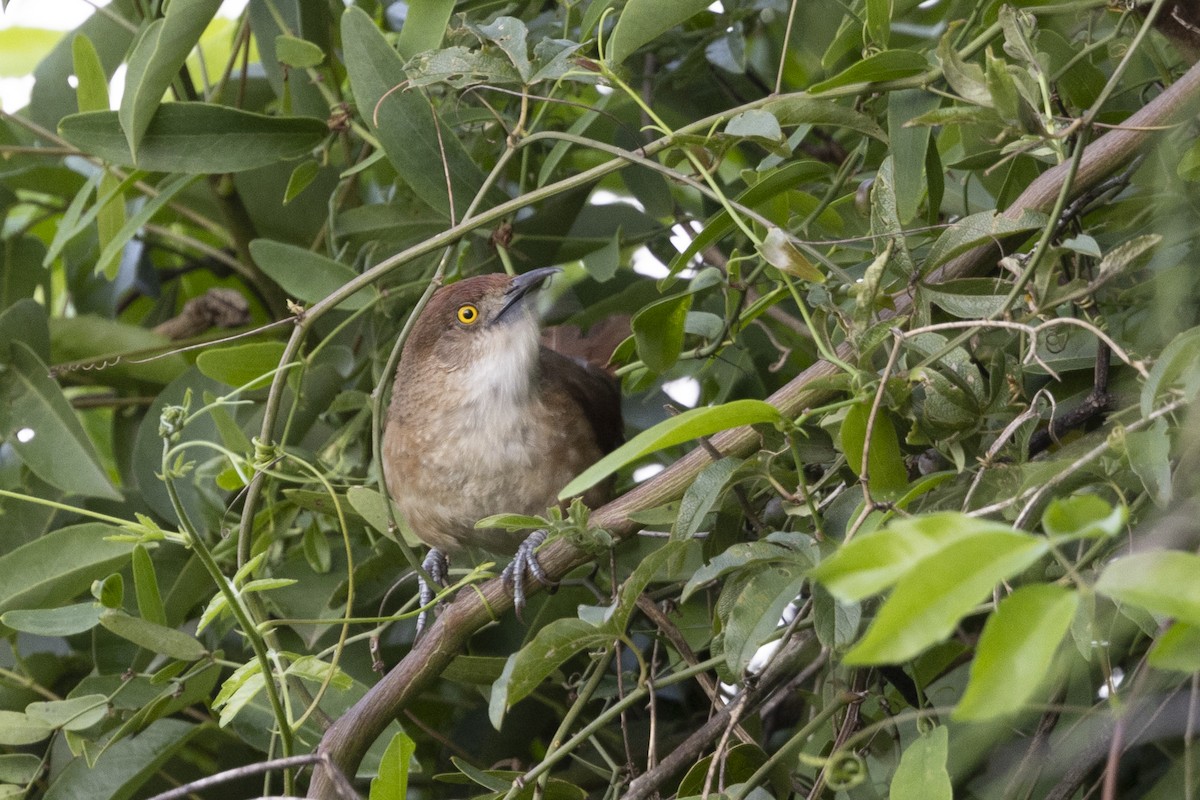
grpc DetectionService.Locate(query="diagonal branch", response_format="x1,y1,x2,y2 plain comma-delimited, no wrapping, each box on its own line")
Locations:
307,57,1200,800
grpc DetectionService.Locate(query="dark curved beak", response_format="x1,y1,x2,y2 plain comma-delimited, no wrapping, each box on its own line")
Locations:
496,267,561,322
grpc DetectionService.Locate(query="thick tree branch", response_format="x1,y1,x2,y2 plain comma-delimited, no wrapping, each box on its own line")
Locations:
307,58,1200,799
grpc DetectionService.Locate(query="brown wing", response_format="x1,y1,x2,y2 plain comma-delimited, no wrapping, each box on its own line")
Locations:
538,346,624,455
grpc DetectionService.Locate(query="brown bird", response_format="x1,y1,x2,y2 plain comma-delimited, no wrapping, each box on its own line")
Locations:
382,267,623,622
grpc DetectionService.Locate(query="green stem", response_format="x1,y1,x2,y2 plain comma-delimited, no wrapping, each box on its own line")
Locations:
160,441,296,780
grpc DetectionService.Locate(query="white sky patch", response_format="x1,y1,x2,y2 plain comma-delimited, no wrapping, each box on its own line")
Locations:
16,427,35,443
0,77,33,112
108,63,127,110
1097,667,1125,700
707,1,726,12
0,0,106,31
662,376,700,408
630,246,668,278
591,188,644,212
633,463,665,483
0,0,249,111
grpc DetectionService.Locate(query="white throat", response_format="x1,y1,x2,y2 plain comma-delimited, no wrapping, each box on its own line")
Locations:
458,314,541,420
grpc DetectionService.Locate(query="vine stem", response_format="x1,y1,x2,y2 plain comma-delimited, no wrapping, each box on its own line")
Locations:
305,48,1200,800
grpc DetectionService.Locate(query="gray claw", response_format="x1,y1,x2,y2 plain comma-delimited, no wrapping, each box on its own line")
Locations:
501,530,556,620
416,548,448,636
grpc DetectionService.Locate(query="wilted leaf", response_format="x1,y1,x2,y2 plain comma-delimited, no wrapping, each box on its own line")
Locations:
759,227,824,281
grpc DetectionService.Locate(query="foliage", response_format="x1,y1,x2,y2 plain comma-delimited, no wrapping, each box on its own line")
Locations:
1,0,1200,798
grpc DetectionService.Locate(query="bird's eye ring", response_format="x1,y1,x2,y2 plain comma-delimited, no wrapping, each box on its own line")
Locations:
457,304,479,325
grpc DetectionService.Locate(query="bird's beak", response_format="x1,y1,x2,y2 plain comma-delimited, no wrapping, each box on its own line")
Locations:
495,267,561,322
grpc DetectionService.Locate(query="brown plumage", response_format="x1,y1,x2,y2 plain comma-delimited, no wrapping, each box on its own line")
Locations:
382,268,622,559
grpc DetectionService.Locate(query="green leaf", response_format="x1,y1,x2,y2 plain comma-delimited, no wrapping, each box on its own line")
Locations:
118,0,223,160
341,6,493,221
810,50,929,93
887,89,940,223
370,732,417,800
810,513,1015,602
1,603,103,636
608,541,690,631
94,171,196,278
50,315,187,387
1126,421,1173,507
25,695,108,731
667,160,831,278
890,726,951,800
132,545,167,627
1096,550,1200,627
923,209,1047,273
42,718,196,800
581,229,621,282
631,292,691,373
672,457,742,541
812,585,861,650
1149,622,1200,673
0,753,42,784
725,109,783,142
762,96,888,141
72,35,109,114
60,105,328,173
0,524,134,618
954,585,1078,721
99,610,208,661
489,619,612,726
0,712,51,746
1142,326,1200,416
284,159,320,204
72,34,127,277
477,17,533,82
936,30,991,107
844,529,1047,664
607,0,710,64
865,0,893,48
0,298,50,364
196,341,288,390
274,34,325,68
249,239,377,310
724,562,808,674
839,401,908,499
1098,234,1160,280
1041,495,1126,542
558,399,783,500
2,341,119,499
93,573,123,609
919,278,1010,319
396,0,455,59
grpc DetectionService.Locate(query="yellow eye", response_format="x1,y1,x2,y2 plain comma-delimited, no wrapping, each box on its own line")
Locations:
457,304,479,325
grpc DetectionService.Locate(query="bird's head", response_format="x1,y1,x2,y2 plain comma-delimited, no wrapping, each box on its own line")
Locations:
399,267,560,379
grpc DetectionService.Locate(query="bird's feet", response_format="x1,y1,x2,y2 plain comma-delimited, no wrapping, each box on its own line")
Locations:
416,548,448,636
501,530,557,620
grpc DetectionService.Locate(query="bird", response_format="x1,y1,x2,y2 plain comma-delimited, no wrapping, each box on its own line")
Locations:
382,267,624,626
